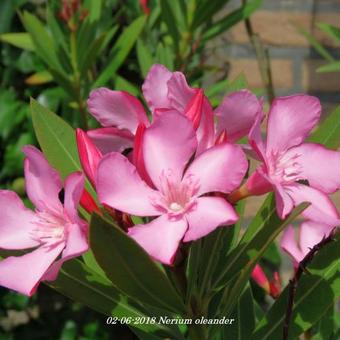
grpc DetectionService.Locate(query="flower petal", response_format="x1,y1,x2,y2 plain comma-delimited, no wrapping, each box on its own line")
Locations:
87,88,148,133
299,221,334,255
128,214,187,265
184,143,248,195
215,90,261,143
0,243,64,296
143,111,197,188
183,197,238,242
266,95,321,153
63,172,86,224
0,191,39,250
97,152,161,216
274,184,294,219
286,184,340,225
280,225,304,263
167,71,196,112
87,127,134,154
290,143,340,194
23,145,63,214
43,223,88,281
142,64,173,112
248,110,267,163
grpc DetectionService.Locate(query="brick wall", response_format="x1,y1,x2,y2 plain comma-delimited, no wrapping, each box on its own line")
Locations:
208,0,340,113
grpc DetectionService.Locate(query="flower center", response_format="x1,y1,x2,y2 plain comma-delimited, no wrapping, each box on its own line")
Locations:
268,150,303,185
151,169,200,217
31,211,67,245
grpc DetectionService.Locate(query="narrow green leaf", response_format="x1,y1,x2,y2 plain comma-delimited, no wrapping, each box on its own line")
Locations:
160,0,180,49
0,32,34,51
317,61,340,73
25,70,53,85
49,259,178,337
192,0,232,29
137,39,154,77
94,16,146,87
308,106,340,149
156,42,175,70
21,11,64,74
252,236,340,339
317,23,340,44
88,0,102,23
90,213,187,315
209,202,308,337
202,0,262,41
114,76,140,97
295,23,334,63
227,285,255,340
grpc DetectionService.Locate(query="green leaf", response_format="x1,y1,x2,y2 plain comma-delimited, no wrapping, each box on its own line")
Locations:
227,285,255,340
160,0,180,49
252,235,340,339
0,32,34,51
31,99,80,179
137,39,154,77
295,23,334,63
192,0,232,29
202,0,262,41
88,0,102,23
25,70,53,85
49,259,178,337
114,76,140,97
209,202,308,338
308,106,340,149
317,61,340,73
317,23,340,44
20,11,64,74
90,213,187,315
155,42,174,70
94,16,146,87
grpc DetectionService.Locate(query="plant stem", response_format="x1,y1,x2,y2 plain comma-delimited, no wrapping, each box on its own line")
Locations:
282,229,338,340
70,30,88,129
242,0,275,104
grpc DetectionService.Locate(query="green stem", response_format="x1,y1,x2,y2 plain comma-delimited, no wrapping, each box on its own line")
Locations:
70,30,88,129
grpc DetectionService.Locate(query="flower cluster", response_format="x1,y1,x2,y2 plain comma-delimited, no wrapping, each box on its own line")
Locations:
0,64,339,296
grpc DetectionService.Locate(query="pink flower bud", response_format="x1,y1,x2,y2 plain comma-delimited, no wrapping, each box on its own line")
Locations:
76,129,102,188
251,264,270,293
80,189,101,214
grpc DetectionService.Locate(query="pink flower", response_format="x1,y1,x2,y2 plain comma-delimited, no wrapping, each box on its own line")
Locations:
0,146,88,296
87,64,260,156
96,112,248,264
251,264,281,298
245,95,340,221
280,221,336,265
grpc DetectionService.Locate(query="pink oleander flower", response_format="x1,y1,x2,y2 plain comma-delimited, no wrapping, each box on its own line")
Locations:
0,146,88,296
86,64,260,156
96,111,248,264
280,221,336,266
245,94,340,222
251,264,281,299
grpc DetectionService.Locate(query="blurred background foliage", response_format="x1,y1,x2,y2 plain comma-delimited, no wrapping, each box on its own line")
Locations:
0,0,262,338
